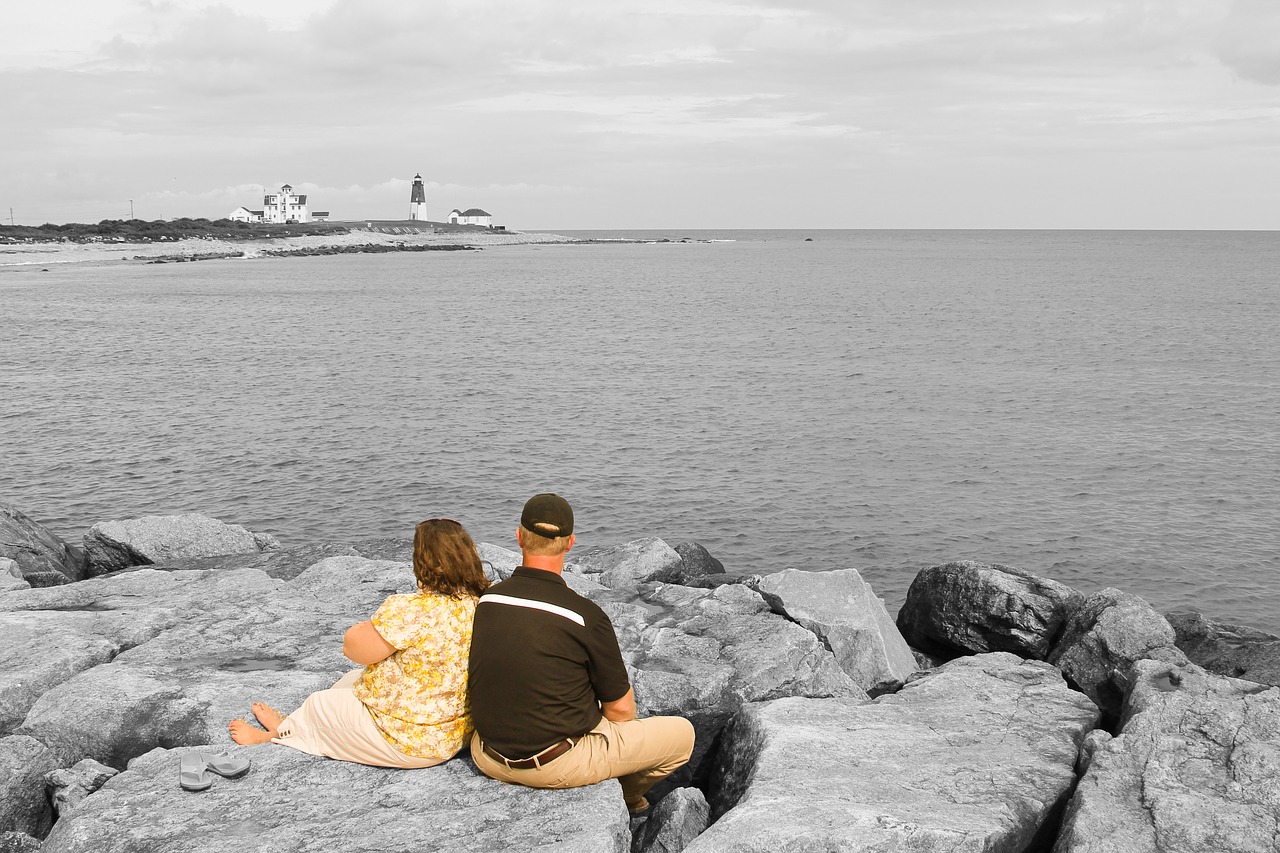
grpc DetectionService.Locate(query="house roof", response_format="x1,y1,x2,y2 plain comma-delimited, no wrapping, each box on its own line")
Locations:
460,208,491,216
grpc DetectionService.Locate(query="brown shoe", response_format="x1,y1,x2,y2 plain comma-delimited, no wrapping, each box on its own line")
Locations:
627,796,650,815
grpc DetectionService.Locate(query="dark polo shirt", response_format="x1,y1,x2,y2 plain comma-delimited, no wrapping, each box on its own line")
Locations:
468,567,632,758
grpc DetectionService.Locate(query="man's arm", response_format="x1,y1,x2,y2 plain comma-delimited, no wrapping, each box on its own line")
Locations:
601,687,637,722
342,620,397,665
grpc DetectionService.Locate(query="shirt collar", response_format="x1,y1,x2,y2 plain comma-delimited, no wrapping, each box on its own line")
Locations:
513,566,568,586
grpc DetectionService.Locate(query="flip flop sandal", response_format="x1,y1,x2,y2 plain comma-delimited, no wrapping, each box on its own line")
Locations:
201,751,251,779
179,753,213,792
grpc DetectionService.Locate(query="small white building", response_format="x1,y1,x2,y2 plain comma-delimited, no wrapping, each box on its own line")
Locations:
448,208,493,227
227,207,264,223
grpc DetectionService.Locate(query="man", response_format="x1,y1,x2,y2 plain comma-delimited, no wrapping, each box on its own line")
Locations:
468,493,695,814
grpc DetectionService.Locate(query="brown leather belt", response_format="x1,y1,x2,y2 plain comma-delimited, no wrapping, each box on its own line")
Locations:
481,737,578,770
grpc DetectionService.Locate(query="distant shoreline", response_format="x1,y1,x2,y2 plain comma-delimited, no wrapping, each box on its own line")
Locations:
0,226,591,270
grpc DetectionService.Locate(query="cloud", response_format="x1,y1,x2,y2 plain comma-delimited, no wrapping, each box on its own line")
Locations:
1215,0,1280,84
6,0,1280,227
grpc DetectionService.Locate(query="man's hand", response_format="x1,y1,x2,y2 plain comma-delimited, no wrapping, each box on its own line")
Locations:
342,620,397,665
601,687,637,722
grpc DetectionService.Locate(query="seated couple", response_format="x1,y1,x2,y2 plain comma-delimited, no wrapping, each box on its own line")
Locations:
230,493,694,813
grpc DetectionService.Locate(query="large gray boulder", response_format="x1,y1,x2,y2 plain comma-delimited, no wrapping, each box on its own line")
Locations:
478,541,520,582
0,505,85,586
897,560,1083,659
605,581,863,790
13,557,406,767
42,745,631,852
670,542,726,584
0,735,56,837
155,537,411,581
0,831,39,853
1166,610,1280,687
1054,659,1280,853
689,653,1099,852
0,573,189,738
753,568,916,694
45,759,117,818
1048,588,1187,723
569,538,687,589
635,786,710,853
82,513,280,575
0,561,26,593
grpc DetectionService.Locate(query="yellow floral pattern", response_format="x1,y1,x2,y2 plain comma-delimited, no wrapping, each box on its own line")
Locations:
353,591,478,760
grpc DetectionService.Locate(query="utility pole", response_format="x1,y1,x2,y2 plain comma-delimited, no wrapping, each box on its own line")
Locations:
130,200,135,220
8,208,13,227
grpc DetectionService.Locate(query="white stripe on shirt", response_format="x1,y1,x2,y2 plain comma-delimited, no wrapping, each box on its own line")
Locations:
479,593,586,627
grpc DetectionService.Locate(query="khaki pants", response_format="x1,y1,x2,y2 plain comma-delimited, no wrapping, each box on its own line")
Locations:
471,715,695,809
273,670,444,769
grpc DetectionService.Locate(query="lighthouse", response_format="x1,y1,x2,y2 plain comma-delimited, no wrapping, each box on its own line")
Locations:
409,173,428,221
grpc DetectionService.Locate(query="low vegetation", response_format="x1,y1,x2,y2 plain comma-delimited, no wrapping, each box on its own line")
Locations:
0,218,352,243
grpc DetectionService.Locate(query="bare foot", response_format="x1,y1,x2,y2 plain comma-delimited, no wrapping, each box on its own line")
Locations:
251,702,285,735
229,718,274,746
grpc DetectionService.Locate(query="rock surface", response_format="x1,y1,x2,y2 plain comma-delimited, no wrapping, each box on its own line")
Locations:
1048,588,1187,724
608,581,863,790
82,513,280,575
0,736,56,837
1,534,864,847
689,653,1099,852
155,537,412,581
569,538,687,589
45,759,117,818
42,745,631,852
0,562,26,594
635,787,710,853
1166,610,1280,687
1054,659,1280,853
0,505,85,587
670,542,726,583
752,568,916,694
897,560,1083,659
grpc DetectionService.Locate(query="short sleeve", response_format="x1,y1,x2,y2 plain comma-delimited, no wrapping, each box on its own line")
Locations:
585,611,632,704
370,594,431,650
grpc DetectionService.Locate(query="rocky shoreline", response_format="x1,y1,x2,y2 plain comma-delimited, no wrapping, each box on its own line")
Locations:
3,503,1278,852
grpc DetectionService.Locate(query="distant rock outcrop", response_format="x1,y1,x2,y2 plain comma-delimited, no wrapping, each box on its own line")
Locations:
0,505,86,587
690,653,1099,852
82,513,280,575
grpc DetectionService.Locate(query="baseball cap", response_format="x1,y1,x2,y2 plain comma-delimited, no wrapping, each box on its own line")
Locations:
521,493,574,538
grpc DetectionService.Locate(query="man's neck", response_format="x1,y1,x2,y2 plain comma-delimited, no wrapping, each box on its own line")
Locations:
520,554,565,575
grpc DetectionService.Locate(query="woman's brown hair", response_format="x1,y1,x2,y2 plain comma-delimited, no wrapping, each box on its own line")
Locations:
413,519,489,599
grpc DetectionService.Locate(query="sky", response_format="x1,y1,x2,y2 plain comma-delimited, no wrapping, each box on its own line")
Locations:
2,0,1279,229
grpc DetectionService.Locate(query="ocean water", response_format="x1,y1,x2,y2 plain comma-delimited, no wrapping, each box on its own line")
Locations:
3,229,1278,631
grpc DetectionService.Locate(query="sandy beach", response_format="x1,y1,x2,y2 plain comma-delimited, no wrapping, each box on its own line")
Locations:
0,227,583,269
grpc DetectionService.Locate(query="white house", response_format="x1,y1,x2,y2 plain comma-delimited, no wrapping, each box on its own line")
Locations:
262,184,312,223
448,208,493,227
227,207,264,223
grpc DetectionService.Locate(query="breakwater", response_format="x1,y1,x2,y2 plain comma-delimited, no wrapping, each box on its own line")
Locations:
3,504,1278,851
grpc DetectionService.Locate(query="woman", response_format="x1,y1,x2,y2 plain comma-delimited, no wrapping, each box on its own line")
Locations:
229,518,489,768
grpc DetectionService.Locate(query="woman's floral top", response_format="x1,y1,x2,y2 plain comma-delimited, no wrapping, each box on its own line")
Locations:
353,591,478,760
